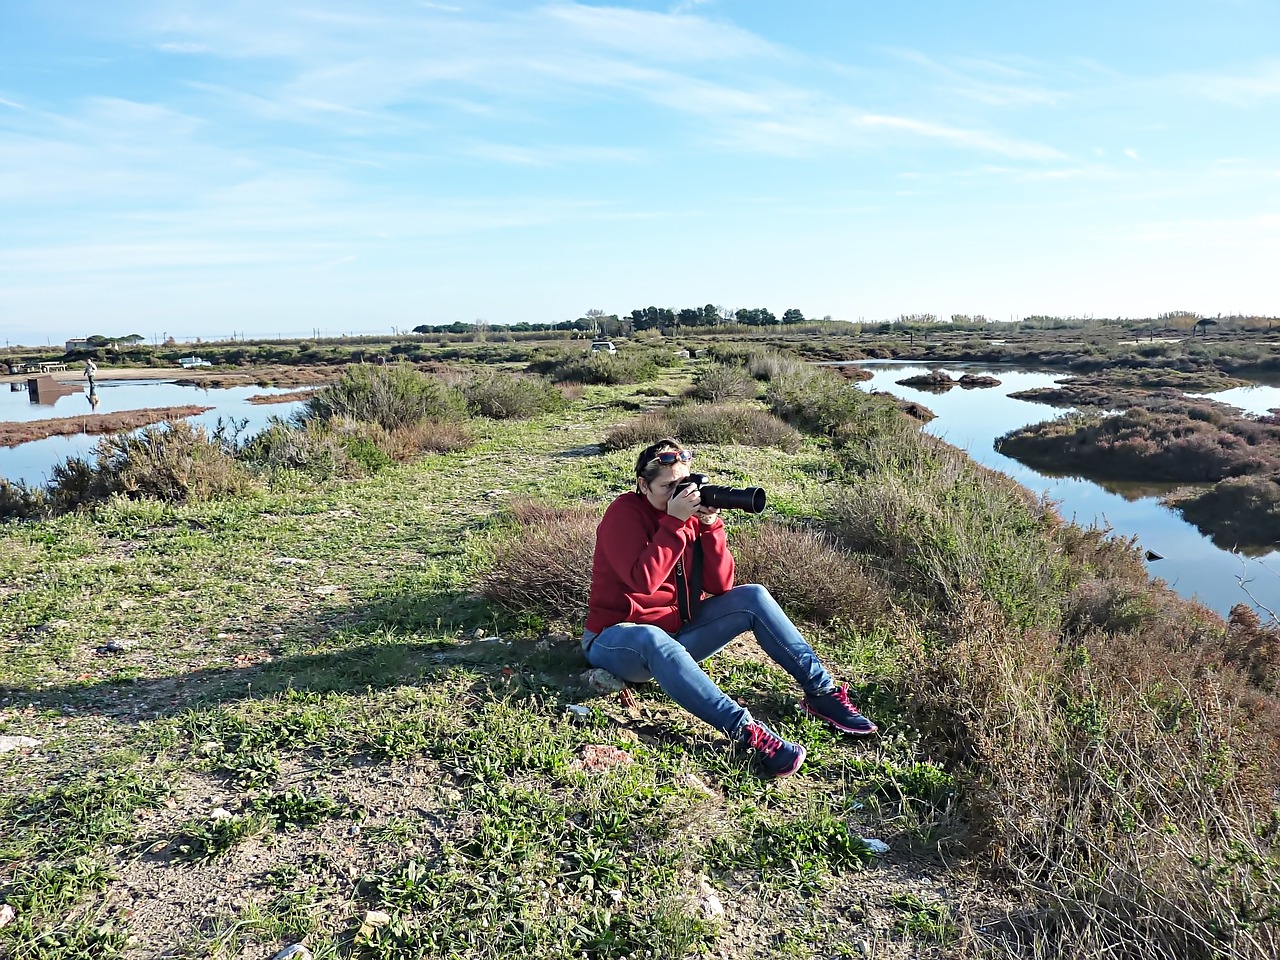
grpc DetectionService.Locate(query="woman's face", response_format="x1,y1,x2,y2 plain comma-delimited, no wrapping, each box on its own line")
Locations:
639,463,690,511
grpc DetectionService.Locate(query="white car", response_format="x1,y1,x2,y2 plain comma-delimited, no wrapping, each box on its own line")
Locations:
590,341,617,354
178,356,213,368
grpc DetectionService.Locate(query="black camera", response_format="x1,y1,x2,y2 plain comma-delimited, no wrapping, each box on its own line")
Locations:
671,473,767,513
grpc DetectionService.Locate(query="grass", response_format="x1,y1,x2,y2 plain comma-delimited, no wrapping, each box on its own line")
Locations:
2,356,1278,960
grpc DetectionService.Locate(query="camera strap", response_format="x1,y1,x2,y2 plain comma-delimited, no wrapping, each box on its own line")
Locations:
674,539,704,624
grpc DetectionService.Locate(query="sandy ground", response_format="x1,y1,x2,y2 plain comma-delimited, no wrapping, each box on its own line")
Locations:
1,367,192,385
1,365,340,388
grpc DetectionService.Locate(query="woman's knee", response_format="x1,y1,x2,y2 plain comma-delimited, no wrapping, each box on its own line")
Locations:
731,583,777,611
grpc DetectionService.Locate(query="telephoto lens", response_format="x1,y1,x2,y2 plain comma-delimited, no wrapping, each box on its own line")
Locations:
674,473,767,513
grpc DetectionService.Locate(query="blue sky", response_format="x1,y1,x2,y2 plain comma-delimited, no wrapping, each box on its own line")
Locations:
1,0,1278,345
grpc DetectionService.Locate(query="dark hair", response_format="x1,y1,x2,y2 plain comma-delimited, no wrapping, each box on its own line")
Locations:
634,437,683,486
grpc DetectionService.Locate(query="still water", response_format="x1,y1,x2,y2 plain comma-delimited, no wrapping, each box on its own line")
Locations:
0,378,310,487
848,362,1280,620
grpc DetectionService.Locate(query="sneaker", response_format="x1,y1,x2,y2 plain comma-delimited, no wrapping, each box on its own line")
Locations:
803,685,878,736
739,721,806,778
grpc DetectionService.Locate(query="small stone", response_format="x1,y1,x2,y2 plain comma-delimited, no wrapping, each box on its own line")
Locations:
313,585,338,596
862,838,890,856
270,946,312,960
0,736,40,755
565,704,592,723
684,774,716,798
471,628,485,639
210,807,232,820
272,557,310,566
582,668,626,694
0,903,14,928
198,741,222,756
697,877,725,919
95,641,130,655
364,909,391,927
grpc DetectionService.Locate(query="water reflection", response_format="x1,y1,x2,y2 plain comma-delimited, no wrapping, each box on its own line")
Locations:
847,361,1280,619
0,378,310,487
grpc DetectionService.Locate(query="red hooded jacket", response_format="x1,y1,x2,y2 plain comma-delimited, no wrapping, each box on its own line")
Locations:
586,491,736,636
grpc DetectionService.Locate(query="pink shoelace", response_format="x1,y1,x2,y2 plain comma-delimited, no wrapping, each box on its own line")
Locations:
744,724,783,758
830,685,861,712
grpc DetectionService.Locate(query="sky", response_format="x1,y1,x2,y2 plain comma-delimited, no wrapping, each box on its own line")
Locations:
1,0,1279,345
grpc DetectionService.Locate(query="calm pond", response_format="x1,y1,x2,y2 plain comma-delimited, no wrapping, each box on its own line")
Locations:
848,361,1280,620
0,378,310,487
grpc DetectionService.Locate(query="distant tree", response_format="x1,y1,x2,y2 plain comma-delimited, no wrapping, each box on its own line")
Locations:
677,307,703,327
735,308,776,326
782,308,805,324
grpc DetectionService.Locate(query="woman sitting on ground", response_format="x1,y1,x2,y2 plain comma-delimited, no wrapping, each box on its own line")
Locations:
583,437,877,778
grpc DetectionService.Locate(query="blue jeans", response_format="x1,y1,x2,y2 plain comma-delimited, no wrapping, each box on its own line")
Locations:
582,584,834,739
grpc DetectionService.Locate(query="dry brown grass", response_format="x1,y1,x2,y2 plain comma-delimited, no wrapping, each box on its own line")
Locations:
479,499,599,626
382,419,474,457
728,520,889,629
903,589,1280,960
601,403,802,453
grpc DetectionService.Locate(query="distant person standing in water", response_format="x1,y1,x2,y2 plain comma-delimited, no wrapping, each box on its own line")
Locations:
83,358,97,383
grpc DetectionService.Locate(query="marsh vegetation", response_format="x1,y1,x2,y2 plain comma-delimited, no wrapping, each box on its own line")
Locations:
2,335,1279,959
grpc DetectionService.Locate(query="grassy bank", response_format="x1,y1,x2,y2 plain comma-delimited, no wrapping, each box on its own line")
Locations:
2,356,1278,959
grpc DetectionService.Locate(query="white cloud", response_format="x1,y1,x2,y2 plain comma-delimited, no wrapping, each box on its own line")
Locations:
1178,61,1280,105
1124,148,1140,160
854,114,1065,161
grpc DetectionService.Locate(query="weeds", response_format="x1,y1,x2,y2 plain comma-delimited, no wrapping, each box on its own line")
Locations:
458,370,568,419
302,363,465,430
687,363,759,402
729,520,889,629
601,403,801,453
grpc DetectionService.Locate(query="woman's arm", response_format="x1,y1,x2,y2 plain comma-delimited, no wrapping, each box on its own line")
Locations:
597,500,695,595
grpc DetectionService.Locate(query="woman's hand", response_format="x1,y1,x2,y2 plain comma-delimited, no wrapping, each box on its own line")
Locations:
696,505,720,525
666,483,702,522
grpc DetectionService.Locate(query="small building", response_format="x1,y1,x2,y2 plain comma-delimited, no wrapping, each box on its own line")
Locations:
65,338,90,352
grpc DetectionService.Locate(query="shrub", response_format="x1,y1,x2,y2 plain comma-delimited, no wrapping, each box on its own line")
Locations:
459,370,568,419
901,591,1280,960
728,521,889,628
0,479,47,521
830,423,1065,629
479,500,598,625
601,404,802,454
764,366,884,435
1222,603,1280,691
529,350,659,386
687,363,758,402
302,363,465,431
45,421,251,512
242,415,474,480
240,418,362,481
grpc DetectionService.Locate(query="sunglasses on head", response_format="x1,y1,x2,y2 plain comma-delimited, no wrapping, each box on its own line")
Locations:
650,449,693,466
